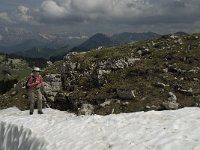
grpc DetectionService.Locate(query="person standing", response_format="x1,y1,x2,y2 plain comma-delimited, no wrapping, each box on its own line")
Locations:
26,67,44,115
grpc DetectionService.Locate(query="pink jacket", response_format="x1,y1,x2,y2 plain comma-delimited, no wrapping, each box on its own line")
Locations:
27,75,43,90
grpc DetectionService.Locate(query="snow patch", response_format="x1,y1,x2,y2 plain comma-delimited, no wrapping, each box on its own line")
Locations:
1,107,200,150
0,121,47,150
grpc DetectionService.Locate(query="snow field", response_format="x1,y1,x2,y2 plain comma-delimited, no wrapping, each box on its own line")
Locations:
0,107,200,150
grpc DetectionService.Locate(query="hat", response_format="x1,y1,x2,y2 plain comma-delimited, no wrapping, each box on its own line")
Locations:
32,67,41,72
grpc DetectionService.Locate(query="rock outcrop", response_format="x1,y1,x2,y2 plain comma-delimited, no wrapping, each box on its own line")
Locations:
43,74,62,102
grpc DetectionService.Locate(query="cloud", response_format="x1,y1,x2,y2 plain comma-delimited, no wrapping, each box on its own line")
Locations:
0,12,12,23
17,5,33,22
0,5,36,25
38,0,200,26
41,1,67,18
1,0,200,34
68,35,88,40
39,0,155,22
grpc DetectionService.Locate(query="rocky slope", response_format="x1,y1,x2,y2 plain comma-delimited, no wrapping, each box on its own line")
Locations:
0,33,200,115
58,33,200,115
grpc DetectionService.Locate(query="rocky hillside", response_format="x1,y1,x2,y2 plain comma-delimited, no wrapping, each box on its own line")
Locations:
57,33,200,115
0,33,200,115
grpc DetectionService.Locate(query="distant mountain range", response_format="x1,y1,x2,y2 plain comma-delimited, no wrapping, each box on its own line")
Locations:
173,32,189,36
0,37,86,54
72,32,192,53
111,32,160,44
70,32,161,53
9,32,162,60
15,47,54,59
71,33,115,52
15,45,74,59
0,28,88,54
0,29,189,60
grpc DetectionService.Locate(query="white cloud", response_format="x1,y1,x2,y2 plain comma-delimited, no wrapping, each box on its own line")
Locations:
17,5,33,22
18,5,29,14
41,1,67,18
68,35,88,40
40,0,157,21
0,12,12,23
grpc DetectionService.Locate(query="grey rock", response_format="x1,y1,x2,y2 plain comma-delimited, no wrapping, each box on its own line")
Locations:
156,82,170,88
177,88,193,96
145,105,151,109
100,99,121,107
194,95,200,107
42,74,62,102
137,48,150,55
11,91,17,96
162,68,168,73
127,58,140,65
122,102,129,105
50,82,62,91
162,101,179,110
47,96,55,102
111,59,128,69
100,100,111,107
162,92,179,110
78,104,94,115
97,69,111,76
168,92,177,102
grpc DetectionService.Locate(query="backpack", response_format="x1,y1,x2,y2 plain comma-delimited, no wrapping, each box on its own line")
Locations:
25,76,36,89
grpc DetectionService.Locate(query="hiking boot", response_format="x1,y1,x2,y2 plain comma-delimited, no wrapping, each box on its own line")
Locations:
30,112,33,115
38,111,43,114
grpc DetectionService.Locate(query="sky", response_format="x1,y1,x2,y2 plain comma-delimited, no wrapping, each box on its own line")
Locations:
0,0,200,35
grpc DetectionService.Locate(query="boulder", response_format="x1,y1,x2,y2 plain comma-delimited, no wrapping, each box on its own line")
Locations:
111,59,128,69
168,92,177,102
162,92,179,110
78,104,94,115
194,95,200,107
162,101,179,110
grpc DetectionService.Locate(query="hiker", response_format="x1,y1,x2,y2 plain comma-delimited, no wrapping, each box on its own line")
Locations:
26,67,44,115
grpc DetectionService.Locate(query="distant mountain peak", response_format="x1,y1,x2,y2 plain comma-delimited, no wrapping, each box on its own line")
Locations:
71,33,114,52
173,32,189,36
